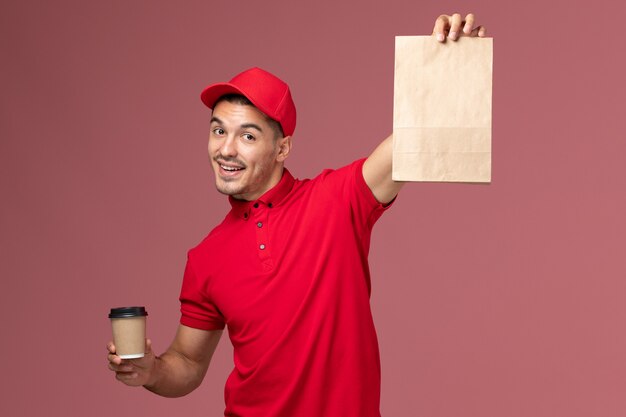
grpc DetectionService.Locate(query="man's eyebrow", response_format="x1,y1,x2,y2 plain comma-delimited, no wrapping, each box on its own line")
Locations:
241,123,263,132
209,117,263,133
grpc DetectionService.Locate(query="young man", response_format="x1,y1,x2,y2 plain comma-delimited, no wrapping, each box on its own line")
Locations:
108,13,486,417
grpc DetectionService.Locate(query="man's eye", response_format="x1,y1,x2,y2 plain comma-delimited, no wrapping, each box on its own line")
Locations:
213,128,225,135
242,133,255,141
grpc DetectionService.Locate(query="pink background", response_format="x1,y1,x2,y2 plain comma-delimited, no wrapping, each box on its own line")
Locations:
2,0,625,416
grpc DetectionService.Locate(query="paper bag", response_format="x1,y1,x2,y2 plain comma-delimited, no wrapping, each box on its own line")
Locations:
392,36,493,182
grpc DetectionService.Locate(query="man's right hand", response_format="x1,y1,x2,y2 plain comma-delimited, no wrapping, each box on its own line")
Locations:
106,325,222,397
107,339,157,387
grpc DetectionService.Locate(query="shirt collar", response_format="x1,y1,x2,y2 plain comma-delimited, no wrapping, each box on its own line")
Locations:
229,168,295,220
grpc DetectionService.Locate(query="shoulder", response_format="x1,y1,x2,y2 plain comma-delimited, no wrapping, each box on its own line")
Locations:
307,158,367,189
187,212,237,260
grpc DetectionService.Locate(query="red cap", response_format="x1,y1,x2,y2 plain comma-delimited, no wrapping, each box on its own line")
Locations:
200,67,296,137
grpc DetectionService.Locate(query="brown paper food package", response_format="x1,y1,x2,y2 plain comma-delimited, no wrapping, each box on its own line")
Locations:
393,36,493,183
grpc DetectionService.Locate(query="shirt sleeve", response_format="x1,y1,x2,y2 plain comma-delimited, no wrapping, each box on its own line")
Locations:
351,157,395,228
179,252,226,331
320,158,395,231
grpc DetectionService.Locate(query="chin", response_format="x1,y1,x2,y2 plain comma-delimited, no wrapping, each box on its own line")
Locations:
215,182,243,197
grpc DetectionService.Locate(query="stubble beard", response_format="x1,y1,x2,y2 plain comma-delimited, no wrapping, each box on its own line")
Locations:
212,162,273,201
212,155,247,197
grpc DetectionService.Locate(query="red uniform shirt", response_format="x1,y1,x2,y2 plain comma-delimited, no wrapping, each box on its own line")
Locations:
180,158,392,417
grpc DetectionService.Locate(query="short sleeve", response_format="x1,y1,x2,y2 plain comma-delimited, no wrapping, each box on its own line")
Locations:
351,158,395,228
320,158,394,231
179,253,226,330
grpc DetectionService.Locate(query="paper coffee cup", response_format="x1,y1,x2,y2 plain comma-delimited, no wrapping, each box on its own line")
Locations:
109,306,148,359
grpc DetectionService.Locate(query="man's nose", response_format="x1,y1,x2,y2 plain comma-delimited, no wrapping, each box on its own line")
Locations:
219,135,237,157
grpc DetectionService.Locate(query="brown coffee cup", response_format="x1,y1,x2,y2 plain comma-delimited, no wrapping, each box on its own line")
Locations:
109,306,148,359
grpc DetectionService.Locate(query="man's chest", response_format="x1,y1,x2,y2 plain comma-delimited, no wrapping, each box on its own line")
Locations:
202,200,353,333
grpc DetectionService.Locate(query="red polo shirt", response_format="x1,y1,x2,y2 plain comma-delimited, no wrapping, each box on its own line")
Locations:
180,158,392,417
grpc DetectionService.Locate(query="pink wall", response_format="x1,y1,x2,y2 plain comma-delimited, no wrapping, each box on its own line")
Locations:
2,0,625,416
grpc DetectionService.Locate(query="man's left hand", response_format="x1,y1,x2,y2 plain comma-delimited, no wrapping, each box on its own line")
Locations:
433,13,486,42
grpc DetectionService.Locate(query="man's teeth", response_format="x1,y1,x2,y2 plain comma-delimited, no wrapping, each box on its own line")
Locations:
221,164,244,171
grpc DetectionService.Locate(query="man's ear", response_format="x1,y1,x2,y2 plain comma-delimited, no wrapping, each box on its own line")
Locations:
276,135,292,162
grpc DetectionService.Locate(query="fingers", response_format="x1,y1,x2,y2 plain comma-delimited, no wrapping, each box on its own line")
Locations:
107,341,122,365
108,350,136,380
112,361,140,383
109,360,134,373
433,13,486,42
448,13,463,40
463,13,475,35
107,339,155,386
108,353,143,385
432,14,449,42
468,25,486,37
116,371,140,382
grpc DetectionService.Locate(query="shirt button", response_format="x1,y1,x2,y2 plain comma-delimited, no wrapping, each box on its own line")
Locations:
257,222,263,228
253,203,259,208
259,244,266,250
268,203,273,208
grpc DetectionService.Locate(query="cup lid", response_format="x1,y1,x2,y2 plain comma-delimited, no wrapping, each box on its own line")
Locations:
109,306,148,318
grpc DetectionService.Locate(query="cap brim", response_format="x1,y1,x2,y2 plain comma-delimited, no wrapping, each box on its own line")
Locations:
200,83,248,109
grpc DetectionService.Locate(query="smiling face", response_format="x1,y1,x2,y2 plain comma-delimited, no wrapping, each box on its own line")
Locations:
208,99,292,201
